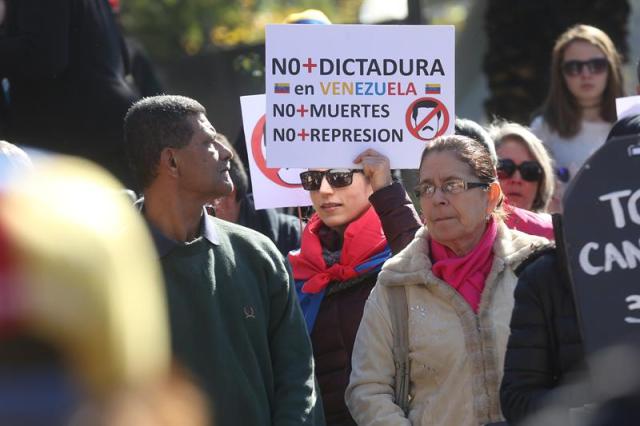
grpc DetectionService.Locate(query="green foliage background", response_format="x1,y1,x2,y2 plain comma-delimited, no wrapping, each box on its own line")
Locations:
120,0,363,59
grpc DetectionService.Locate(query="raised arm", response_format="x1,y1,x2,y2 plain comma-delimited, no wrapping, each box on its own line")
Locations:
354,149,422,254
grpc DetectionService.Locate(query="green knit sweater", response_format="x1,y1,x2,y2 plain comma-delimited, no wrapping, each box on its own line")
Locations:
158,218,322,426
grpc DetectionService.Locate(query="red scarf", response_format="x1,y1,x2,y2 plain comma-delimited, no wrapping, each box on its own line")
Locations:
430,219,498,313
288,207,388,294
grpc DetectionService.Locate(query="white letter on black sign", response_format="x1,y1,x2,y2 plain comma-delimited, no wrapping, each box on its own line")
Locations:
579,242,603,275
604,242,628,272
599,190,632,229
628,189,640,226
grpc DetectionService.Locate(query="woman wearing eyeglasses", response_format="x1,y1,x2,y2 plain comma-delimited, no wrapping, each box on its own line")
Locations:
490,122,555,213
288,152,420,425
346,135,551,425
531,24,624,213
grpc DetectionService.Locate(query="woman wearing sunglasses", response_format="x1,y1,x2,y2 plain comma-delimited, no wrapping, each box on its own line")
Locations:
531,24,624,212
346,135,551,425
288,151,420,425
490,122,555,213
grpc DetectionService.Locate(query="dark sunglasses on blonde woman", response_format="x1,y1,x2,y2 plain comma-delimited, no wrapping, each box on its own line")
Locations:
497,159,543,182
299,169,364,191
562,58,608,76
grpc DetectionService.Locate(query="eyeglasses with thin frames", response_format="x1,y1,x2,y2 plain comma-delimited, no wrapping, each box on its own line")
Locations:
414,178,490,198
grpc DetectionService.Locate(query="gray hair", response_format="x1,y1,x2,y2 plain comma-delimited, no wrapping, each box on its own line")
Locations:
489,121,555,212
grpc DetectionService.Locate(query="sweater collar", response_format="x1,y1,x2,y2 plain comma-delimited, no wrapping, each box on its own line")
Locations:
138,199,220,257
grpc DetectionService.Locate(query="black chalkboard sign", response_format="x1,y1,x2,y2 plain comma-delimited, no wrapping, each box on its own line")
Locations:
563,135,640,355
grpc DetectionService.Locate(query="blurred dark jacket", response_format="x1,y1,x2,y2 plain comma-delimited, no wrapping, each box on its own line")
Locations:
607,114,640,140
0,0,139,185
236,193,302,257
500,219,587,424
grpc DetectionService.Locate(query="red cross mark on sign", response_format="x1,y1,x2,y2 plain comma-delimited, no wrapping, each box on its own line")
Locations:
297,105,309,117
298,129,309,141
303,58,317,73
405,97,450,142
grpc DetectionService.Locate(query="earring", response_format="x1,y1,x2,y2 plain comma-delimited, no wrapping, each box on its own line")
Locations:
485,214,491,222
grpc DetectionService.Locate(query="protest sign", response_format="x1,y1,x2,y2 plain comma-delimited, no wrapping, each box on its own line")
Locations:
616,95,640,120
563,134,640,355
240,94,311,210
265,24,455,169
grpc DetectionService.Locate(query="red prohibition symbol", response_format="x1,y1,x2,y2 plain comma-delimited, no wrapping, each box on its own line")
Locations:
405,97,450,142
251,115,302,188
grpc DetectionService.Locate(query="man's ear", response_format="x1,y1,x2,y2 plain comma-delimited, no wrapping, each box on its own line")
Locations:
160,148,179,177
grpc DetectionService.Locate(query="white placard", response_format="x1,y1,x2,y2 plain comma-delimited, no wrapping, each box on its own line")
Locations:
265,24,455,169
616,95,640,120
240,94,311,210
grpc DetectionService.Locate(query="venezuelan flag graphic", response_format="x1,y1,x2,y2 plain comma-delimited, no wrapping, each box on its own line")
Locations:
425,83,441,94
274,83,290,94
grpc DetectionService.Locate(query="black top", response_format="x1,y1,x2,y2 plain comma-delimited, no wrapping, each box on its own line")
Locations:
236,193,302,257
500,250,587,424
0,0,139,184
607,114,640,141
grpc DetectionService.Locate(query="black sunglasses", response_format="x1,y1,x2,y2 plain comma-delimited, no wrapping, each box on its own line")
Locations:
497,159,543,182
562,58,608,76
299,169,364,191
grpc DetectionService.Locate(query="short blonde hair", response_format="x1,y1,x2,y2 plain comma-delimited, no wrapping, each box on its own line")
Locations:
489,121,555,212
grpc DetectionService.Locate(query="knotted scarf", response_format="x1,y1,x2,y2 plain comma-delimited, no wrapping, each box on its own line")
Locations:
430,218,498,313
289,206,389,293
289,207,391,331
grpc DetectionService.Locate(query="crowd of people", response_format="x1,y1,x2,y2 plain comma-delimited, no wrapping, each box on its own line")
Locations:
0,4,638,425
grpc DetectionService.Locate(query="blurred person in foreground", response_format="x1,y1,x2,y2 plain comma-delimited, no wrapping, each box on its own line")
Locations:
0,139,32,182
124,95,322,426
346,135,552,425
0,154,208,425
211,134,301,257
490,121,555,214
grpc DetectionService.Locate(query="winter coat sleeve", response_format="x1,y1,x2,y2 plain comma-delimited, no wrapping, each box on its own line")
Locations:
0,0,70,78
500,255,558,423
268,257,325,425
369,182,422,255
346,284,411,425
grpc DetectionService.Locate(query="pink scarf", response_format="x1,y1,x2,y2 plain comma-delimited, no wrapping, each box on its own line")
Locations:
430,219,498,313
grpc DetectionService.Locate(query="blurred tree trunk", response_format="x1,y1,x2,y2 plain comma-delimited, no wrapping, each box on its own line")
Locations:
407,0,423,24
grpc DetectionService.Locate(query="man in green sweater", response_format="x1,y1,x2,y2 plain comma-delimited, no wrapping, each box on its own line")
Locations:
124,95,323,426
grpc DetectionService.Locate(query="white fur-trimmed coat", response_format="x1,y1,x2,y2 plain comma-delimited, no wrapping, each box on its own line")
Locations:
346,222,551,425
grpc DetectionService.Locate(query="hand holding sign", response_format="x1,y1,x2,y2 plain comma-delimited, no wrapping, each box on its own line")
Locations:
353,148,393,191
